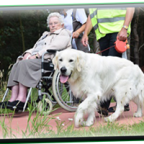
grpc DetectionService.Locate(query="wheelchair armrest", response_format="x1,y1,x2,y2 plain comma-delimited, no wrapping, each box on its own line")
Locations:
17,55,23,59
47,49,57,54
42,48,67,62
47,48,67,54
16,55,23,62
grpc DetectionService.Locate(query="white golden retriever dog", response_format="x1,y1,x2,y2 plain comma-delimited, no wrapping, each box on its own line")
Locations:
53,48,144,127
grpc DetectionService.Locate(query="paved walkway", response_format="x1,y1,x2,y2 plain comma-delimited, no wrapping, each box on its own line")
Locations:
0,101,144,138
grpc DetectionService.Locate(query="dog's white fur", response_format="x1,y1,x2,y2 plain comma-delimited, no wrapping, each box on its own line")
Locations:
53,49,144,127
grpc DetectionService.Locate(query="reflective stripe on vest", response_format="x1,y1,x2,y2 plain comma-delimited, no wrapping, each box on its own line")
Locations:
89,8,131,41
90,9,97,19
98,17,125,23
90,8,104,40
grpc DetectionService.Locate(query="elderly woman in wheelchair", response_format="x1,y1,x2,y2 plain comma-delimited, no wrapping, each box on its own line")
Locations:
0,12,73,112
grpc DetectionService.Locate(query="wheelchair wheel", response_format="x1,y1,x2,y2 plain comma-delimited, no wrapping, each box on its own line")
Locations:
52,70,78,112
37,98,53,115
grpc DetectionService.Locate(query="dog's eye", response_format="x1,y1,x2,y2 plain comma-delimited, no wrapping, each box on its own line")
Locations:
59,58,63,62
69,59,73,62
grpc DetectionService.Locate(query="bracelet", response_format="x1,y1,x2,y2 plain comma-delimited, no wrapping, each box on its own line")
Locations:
123,25,128,30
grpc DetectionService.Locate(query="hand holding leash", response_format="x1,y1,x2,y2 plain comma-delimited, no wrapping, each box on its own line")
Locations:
117,27,128,41
115,37,130,53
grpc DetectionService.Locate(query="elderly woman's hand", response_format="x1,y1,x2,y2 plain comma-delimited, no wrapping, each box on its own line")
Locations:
29,55,37,59
29,53,40,59
23,53,31,60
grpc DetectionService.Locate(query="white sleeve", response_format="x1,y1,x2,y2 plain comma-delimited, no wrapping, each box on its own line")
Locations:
75,9,87,24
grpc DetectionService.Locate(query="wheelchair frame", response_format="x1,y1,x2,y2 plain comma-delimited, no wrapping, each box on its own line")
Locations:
2,49,78,114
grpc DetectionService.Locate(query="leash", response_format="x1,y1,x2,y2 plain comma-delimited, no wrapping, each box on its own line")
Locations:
96,45,115,54
96,39,130,54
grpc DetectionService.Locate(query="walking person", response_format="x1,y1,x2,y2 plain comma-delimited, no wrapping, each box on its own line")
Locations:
82,7,135,115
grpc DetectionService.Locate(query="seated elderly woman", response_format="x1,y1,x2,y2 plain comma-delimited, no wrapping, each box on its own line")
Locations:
0,12,71,110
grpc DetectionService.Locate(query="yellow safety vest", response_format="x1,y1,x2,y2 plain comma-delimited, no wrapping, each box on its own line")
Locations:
89,8,131,41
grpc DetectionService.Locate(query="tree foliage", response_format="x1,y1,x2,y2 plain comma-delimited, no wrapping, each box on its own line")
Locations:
0,9,48,78
1,7,144,79
130,7,144,68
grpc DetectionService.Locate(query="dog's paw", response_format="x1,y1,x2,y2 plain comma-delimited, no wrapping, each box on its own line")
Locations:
104,116,114,123
133,112,142,117
75,119,94,127
75,117,84,128
85,116,95,127
85,121,94,127
79,121,93,127
104,117,109,122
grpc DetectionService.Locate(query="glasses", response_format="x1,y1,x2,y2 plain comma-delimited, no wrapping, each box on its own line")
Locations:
48,22,60,26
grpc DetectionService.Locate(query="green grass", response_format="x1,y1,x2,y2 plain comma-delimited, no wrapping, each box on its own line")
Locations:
1,82,144,139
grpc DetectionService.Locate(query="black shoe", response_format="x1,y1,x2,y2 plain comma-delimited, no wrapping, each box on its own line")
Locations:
97,107,108,116
0,101,13,109
124,104,130,111
73,97,83,104
108,106,116,113
7,100,28,111
108,104,130,113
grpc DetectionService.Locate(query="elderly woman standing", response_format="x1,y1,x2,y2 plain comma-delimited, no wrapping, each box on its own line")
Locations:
0,12,71,110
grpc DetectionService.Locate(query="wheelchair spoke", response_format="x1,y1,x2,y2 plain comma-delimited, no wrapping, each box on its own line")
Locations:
56,74,76,106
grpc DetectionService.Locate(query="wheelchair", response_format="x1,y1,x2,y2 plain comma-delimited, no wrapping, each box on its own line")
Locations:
2,49,78,114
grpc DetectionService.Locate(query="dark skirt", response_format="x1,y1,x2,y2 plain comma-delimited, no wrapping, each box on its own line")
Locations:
7,59,41,89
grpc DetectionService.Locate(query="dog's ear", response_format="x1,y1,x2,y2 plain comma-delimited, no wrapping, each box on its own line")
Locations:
52,52,59,70
76,55,84,72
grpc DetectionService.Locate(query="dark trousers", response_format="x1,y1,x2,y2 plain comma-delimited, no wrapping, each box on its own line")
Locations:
99,33,122,57
98,33,128,109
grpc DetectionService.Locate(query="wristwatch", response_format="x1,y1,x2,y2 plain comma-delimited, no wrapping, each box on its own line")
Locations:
123,25,128,30
35,54,39,59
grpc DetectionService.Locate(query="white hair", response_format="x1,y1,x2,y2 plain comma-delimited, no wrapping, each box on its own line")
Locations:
47,12,64,27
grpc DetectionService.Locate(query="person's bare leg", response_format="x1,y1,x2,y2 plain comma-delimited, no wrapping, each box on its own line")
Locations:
9,85,19,102
16,83,27,102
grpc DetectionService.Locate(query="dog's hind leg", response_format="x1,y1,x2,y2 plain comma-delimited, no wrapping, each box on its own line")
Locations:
133,97,143,117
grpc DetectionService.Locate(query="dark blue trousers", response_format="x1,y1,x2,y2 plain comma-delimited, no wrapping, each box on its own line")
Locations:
99,32,122,57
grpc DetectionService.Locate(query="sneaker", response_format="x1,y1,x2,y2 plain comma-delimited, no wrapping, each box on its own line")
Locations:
97,107,108,116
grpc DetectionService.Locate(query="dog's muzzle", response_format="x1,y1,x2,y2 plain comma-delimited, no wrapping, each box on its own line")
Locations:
60,67,72,83
60,66,67,74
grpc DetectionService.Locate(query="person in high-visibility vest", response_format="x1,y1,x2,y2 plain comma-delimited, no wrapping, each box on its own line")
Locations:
82,7,135,116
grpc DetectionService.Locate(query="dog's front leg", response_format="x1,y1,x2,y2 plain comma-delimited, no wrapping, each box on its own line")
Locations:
104,101,124,122
84,110,96,127
75,93,101,127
